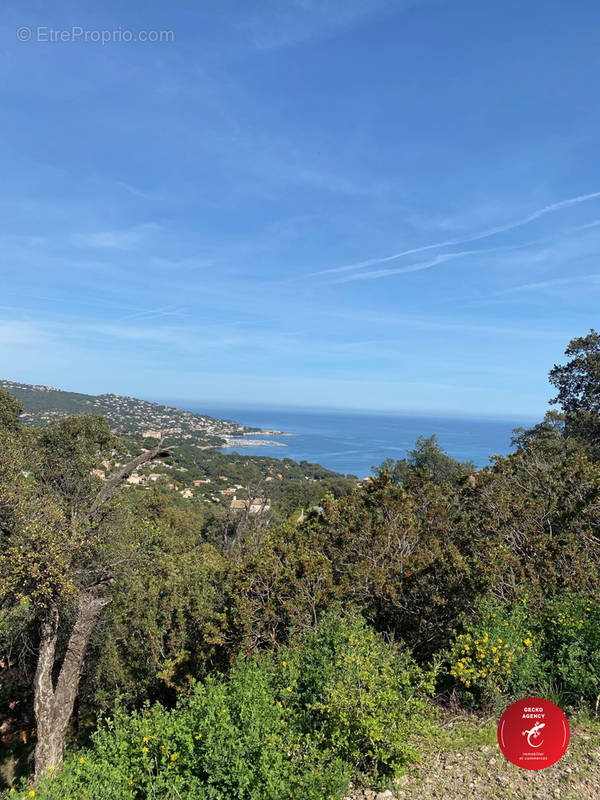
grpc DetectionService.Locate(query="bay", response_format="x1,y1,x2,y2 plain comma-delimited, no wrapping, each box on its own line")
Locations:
179,404,533,478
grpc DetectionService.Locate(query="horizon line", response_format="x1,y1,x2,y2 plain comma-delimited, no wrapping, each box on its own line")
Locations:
1,376,545,424
150,395,543,424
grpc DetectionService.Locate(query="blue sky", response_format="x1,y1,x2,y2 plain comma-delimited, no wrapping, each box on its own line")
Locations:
1,0,599,417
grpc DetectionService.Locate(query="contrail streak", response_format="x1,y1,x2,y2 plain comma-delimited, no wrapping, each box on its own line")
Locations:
316,190,600,277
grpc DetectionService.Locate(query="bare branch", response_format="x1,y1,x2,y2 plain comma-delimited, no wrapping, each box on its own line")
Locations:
86,440,173,526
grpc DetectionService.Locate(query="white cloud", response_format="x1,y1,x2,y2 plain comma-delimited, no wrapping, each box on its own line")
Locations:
0,321,46,347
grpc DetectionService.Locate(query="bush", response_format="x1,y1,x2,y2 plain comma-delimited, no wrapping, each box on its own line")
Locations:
10,669,348,800
542,593,600,708
277,613,437,786
447,594,600,713
447,600,545,707
9,614,435,799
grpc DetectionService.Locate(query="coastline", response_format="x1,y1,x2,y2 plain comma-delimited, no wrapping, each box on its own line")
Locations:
224,436,288,448
203,405,523,476
242,429,297,437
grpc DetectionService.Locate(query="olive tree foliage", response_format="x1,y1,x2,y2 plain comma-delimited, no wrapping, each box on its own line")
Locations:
0,390,170,777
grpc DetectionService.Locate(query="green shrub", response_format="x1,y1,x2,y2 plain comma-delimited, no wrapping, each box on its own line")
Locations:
9,665,348,800
8,614,435,798
447,600,545,707
277,613,436,786
447,594,600,713
542,593,600,708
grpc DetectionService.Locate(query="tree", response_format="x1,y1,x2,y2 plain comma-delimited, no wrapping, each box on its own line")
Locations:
511,410,568,459
377,434,474,486
0,392,171,777
549,329,600,458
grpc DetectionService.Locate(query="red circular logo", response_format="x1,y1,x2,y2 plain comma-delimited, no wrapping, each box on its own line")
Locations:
497,697,570,770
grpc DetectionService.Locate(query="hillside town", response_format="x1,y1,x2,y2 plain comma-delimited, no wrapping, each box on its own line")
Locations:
0,379,255,447
3,379,348,516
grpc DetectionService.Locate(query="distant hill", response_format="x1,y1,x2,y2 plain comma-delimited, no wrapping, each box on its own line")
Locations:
0,379,352,508
0,379,247,448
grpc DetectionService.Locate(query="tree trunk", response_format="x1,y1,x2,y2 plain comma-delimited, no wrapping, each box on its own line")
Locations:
33,593,110,777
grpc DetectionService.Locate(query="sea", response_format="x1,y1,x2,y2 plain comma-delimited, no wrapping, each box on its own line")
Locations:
179,404,533,479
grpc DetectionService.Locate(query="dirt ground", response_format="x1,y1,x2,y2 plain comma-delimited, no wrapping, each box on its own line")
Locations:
346,715,600,800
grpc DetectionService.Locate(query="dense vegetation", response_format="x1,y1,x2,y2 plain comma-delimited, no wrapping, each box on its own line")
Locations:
1,331,599,798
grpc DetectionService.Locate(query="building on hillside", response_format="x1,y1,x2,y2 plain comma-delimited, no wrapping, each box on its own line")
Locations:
180,488,193,499
230,496,271,514
142,429,162,439
91,468,105,479
249,497,271,513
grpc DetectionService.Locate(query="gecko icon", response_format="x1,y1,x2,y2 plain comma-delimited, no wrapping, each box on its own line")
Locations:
522,721,545,748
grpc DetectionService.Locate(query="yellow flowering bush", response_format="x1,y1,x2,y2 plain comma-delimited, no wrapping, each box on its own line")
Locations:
543,593,600,705
447,600,544,705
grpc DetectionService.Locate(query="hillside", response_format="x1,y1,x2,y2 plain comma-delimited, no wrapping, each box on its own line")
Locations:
0,379,354,512
0,379,247,447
